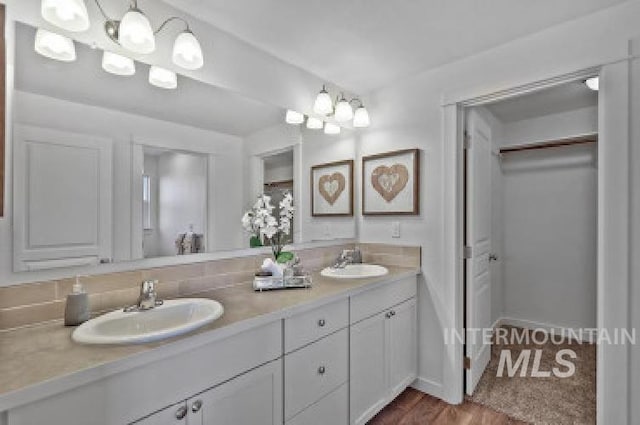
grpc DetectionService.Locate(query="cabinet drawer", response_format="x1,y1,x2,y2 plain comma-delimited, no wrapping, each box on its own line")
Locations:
284,298,348,353
350,276,417,324
286,383,348,425
284,328,348,420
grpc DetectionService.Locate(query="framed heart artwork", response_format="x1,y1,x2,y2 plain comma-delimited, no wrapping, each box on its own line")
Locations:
362,148,420,215
311,159,354,216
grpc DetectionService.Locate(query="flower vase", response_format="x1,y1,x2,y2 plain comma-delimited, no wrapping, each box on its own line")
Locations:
249,236,263,248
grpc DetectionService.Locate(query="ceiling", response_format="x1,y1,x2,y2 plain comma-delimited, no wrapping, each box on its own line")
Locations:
165,0,627,94
486,80,598,123
15,24,283,137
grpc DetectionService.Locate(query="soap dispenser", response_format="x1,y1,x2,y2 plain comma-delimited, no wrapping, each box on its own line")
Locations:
64,277,90,326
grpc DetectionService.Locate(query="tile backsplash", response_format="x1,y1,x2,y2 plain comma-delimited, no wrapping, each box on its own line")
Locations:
0,243,420,331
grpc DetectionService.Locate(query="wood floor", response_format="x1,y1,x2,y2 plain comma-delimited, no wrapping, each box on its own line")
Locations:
367,388,529,425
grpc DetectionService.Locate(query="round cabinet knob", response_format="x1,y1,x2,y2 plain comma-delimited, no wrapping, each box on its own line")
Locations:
390,310,396,317
318,365,326,375
385,312,391,319
191,400,203,413
317,319,326,327
175,405,188,420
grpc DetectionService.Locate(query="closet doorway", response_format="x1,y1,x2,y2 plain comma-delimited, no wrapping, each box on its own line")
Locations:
463,79,598,424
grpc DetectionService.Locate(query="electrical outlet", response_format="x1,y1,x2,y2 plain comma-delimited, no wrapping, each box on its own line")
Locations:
392,221,400,238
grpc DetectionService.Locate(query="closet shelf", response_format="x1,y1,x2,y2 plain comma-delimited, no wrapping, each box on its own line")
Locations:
499,135,597,154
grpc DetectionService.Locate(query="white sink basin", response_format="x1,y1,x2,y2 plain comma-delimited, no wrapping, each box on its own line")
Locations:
320,264,389,279
72,298,224,345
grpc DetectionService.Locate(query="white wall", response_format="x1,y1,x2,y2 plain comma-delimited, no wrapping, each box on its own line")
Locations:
358,1,640,402
157,152,208,257
501,144,597,329
264,163,294,184
0,90,243,286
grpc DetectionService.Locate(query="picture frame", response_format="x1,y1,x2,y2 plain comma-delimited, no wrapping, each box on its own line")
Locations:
311,159,354,217
362,148,420,215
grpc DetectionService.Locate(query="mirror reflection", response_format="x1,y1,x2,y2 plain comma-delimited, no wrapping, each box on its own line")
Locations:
12,22,356,272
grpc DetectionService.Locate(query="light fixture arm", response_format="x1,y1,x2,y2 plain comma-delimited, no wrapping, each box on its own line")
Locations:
93,0,112,21
154,16,191,35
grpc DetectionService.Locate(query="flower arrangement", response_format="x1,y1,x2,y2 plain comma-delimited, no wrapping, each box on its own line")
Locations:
242,192,294,262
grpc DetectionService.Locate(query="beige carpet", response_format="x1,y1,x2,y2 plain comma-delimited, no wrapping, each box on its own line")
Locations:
468,326,596,425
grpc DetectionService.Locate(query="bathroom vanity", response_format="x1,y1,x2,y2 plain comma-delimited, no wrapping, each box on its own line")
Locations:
0,267,418,425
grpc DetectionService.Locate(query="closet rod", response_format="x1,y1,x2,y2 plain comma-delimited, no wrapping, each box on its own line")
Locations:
499,135,597,154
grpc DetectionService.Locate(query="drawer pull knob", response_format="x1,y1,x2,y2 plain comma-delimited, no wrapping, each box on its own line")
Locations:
191,400,203,413
318,365,326,375
175,405,188,420
385,312,392,319
390,310,396,317
318,319,326,327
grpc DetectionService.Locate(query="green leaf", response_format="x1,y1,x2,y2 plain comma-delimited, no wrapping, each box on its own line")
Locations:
276,251,294,263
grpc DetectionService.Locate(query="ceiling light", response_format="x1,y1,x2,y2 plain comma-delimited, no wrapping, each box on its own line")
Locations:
34,28,76,62
585,77,599,91
306,117,323,130
285,110,305,125
353,105,371,128
149,66,177,89
172,30,203,70
41,0,90,32
334,95,353,122
102,51,136,76
324,123,341,135
313,86,333,115
118,6,155,54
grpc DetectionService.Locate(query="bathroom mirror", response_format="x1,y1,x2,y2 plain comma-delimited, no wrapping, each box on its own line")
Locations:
10,22,356,272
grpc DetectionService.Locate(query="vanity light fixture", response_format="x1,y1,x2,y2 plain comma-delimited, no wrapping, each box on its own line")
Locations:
93,0,204,70
306,116,324,130
149,65,177,89
313,85,334,115
585,77,599,91
102,51,136,75
353,103,371,128
41,0,90,32
324,122,341,135
334,94,354,122
285,110,305,125
312,85,370,128
34,28,77,62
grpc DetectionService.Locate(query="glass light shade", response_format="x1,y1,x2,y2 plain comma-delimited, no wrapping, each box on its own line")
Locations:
149,66,177,89
306,116,323,130
172,31,204,70
324,122,341,135
102,51,135,76
285,110,305,125
119,8,155,54
41,0,89,32
34,29,76,62
313,88,333,115
334,98,353,122
585,77,599,91
353,106,371,128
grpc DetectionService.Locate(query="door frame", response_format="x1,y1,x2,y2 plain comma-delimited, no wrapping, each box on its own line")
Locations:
443,63,631,424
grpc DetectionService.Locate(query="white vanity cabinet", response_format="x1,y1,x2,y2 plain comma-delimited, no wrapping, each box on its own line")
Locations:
349,277,418,425
137,359,282,425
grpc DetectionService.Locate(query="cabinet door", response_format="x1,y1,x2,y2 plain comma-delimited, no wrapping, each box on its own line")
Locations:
13,124,113,271
134,402,188,425
388,297,418,397
350,311,387,425
187,359,282,425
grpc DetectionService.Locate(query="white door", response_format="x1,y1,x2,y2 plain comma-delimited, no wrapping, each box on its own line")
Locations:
465,110,493,395
13,125,113,271
350,312,387,425
187,359,282,425
388,298,418,398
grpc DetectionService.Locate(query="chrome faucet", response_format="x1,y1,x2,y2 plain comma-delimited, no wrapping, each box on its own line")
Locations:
124,280,163,312
332,248,362,269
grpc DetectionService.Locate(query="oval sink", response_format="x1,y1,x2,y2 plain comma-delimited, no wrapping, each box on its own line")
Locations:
72,298,224,345
321,264,389,279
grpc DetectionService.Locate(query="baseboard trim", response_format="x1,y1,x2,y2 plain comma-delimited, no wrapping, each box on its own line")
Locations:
495,316,596,343
410,376,444,400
